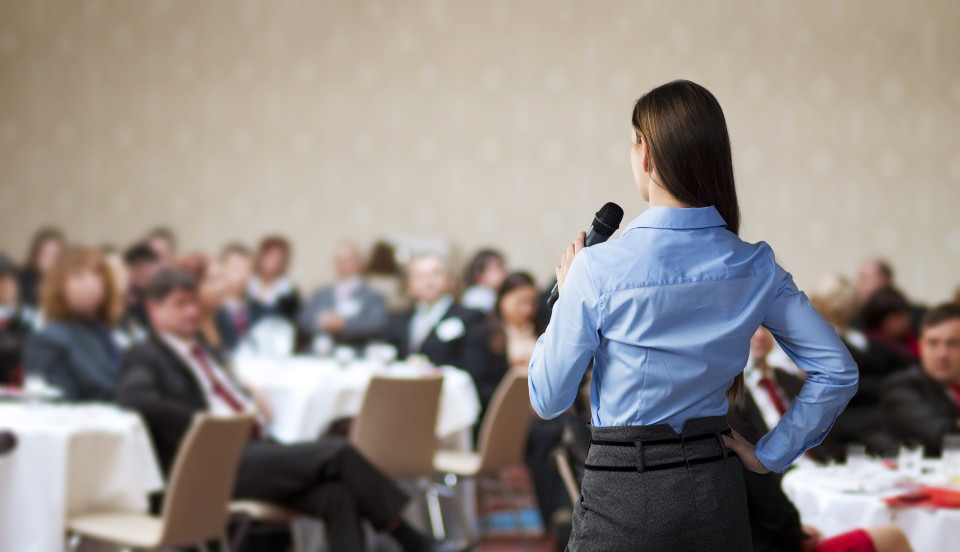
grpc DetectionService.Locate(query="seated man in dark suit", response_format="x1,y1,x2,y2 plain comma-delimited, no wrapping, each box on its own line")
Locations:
728,326,844,463
297,242,387,350
882,303,960,456
117,268,430,552
383,253,507,415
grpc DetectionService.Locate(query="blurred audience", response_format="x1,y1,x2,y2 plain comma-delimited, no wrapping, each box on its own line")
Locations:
384,254,482,370
729,327,844,463
219,243,254,352
861,287,919,377
248,235,300,324
734,418,913,552
144,227,177,266
810,274,894,453
495,271,544,369
177,253,232,357
855,257,926,333
18,226,65,308
122,243,161,333
485,271,586,545
365,240,410,313
117,268,430,551
882,304,960,456
23,246,122,401
298,242,387,350
102,246,144,348
0,254,32,385
461,248,508,314
856,257,894,306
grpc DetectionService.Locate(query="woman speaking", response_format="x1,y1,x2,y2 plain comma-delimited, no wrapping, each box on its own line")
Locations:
529,80,858,551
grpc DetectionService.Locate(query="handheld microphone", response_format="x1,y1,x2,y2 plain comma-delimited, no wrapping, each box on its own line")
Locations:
546,202,624,308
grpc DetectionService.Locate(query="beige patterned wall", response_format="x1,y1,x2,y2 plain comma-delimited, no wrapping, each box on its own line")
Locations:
0,0,958,303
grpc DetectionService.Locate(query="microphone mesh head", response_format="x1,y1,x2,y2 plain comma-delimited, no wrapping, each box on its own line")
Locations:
594,202,625,236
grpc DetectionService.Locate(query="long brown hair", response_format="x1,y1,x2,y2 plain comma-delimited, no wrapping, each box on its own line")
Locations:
24,227,65,272
41,246,122,326
633,80,744,404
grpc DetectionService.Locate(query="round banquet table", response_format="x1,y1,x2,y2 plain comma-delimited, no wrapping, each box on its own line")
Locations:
0,402,164,552
782,460,960,552
233,354,482,443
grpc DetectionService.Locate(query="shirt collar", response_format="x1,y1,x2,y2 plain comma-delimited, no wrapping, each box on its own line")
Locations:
415,294,453,317
159,332,196,358
623,206,727,234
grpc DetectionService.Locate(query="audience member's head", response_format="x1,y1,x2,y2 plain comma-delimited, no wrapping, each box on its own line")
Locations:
810,274,859,330
254,235,292,282
406,254,454,305
177,253,226,315
0,254,19,308
41,246,121,326
123,243,161,294
333,242,365,281
24,227,65,275
750,326,774,363
366,241,400,276
220,243,253,298
145,227,177,266
918,304,960,386
496,271,540,330
146,268,201,339
101,248,130,300
861,287,912,338
465,249,508,291
856,257,894,304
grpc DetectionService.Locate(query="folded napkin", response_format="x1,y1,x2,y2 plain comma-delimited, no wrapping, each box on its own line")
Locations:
885,487,960,509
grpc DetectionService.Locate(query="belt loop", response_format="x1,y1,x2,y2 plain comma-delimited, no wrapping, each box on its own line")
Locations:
634,439,645,473
716,432,728,459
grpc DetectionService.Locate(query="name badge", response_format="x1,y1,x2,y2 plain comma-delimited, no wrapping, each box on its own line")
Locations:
435,318,466,342
336,299,362,318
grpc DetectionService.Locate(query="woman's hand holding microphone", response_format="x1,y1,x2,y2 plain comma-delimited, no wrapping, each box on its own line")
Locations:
556,231,586,294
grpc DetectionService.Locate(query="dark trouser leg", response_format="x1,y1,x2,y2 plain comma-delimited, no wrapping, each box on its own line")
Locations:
283,481,364,551
233,438,408,536
525,418,572,526
315,437,410,529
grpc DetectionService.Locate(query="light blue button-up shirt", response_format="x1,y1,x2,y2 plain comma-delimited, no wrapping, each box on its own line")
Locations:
529,206,858,473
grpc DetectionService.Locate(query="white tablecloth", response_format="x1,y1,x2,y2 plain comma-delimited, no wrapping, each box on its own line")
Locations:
0,403,164,552
783,461,960,552
234,354,482,443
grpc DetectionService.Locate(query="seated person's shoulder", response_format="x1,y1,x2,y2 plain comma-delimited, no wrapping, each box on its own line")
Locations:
881,366,927,393
28,321,72,346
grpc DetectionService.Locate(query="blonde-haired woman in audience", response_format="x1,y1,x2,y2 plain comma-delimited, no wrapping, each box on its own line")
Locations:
810,274,895,455
23,246,123,401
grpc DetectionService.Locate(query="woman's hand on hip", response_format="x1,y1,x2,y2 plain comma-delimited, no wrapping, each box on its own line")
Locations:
722,429,771,474
555,231,586,293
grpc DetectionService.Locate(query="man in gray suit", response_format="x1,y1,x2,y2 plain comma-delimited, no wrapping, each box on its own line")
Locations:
297,243,387,349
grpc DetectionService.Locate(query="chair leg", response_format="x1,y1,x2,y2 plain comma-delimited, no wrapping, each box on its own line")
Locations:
231,516,251,551
220,533,232,552
425,484,447,541
198,542,211,552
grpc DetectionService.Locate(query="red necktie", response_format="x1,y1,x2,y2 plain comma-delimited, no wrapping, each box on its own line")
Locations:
950,385,960,406
189,343,247,413
759,376,789,416
233,308,248,335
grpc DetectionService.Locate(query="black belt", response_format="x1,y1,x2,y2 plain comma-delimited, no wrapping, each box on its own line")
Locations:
584,429,732,473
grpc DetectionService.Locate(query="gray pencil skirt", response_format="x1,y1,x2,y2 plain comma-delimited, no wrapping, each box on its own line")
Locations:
567,416,751,552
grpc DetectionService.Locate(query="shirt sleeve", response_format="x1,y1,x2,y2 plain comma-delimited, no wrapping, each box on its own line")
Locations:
529,251,602,419
754,263,860,472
